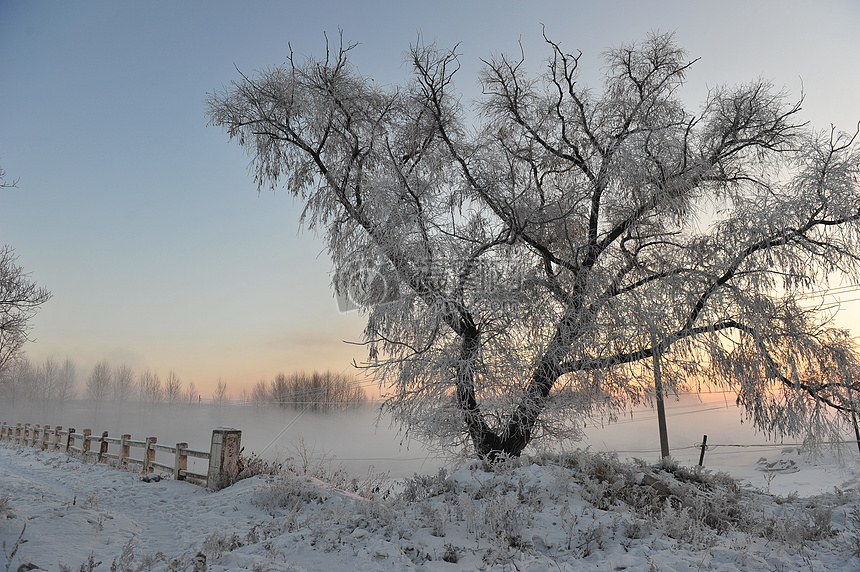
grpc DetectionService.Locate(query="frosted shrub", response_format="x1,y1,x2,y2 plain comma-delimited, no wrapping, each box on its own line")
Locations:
762,499,835,543
202,531,244,560
481,493,533,548
251,474,318,515
400,468,452,502
654,502,716,549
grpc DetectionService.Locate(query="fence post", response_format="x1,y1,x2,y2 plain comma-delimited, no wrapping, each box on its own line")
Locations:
81,429,92,456
40,425,51,450
52,426,62,452
698,434,708,467
65,428,75,452
14,423,21,444
174,442,188,481
23,423,31,446
98,431,109,462
143,437,157,474
120,434,131,466
206,427,241,490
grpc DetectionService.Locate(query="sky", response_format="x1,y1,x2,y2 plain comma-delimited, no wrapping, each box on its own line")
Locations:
1,0,859,397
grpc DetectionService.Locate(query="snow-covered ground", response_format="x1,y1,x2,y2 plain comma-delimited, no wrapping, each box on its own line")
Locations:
2,437,860,571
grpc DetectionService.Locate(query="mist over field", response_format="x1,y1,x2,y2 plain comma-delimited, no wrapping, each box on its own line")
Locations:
1,392,843,482
0,399,447,478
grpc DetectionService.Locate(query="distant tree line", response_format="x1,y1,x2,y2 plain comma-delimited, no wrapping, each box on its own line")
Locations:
0,356,225,408
0,356,76,415
1,357,366,413
251,370,367,412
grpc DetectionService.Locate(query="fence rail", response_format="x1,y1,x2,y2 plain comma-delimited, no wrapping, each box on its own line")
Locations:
0,421,241,490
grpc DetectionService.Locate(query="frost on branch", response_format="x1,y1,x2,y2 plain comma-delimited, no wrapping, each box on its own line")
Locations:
207,31,860,459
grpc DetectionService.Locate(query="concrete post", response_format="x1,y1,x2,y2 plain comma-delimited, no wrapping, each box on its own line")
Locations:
206,427,241,490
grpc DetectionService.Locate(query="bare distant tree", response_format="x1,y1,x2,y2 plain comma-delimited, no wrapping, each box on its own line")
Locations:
57,357,77,405
212,378,229,405
164,370,183,404
112,363,135,402
139,369,163,404
184,380,198,404
0,356,33,404
269,373,289,409
37,357,59,403
257,370,366,411
251,379,269,408
0,246,51,375
286,370,366,412
238,385,250,405
210,31,860,458
86,360,112,402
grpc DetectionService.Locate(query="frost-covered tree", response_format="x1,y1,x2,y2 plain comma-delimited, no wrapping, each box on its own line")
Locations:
0,356,33,404
208,32,860,459
252,379,269,408
184,380,199,404
164,369,183,404
57,357,77,406
212,378,229,405
112,363,135,402
0,245,51,374
87,360,112,402
139,369,163,404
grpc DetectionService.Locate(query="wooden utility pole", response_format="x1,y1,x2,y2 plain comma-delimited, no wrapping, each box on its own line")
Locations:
847,388,860,455
651,331,670,459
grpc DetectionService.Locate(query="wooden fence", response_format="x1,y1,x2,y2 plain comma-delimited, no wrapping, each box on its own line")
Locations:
0,422,242,491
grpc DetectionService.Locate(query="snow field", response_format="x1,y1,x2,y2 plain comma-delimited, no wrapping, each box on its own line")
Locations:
3,443,860,571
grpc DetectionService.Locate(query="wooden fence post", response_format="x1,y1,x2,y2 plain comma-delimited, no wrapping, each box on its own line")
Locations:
0,422,6,441
120,434,131,466
16,423,23,445
23,424,30,446
65,428,75,452
143,437,157,473
98,431,109,462
698,435,708,467
206,428,241,490
174,442,188,481
40,425,51,450
81,429,92,455
52,426,62,452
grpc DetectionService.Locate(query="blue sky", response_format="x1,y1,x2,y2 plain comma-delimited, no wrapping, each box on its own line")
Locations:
2,0,859,395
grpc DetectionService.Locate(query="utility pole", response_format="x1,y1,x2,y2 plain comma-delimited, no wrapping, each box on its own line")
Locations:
651,330,670,459
847,386,860,456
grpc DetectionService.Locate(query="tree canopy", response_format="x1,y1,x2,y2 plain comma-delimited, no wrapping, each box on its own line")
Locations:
208,32,860,459
0,245,52,374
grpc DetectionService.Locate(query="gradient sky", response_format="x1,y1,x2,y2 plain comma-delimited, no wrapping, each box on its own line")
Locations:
2,0,859,396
